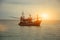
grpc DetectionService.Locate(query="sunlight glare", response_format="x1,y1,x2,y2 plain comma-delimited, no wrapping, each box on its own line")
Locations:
40,13,49,20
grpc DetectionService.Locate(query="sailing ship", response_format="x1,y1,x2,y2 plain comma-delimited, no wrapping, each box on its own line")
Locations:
18,12,42,26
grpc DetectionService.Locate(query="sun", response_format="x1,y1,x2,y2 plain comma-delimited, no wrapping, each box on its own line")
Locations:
40,13,49,20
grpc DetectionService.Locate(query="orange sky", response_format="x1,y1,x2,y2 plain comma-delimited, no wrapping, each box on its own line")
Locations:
0,0,60,20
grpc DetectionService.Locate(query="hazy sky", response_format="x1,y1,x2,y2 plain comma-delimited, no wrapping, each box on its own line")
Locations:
0,0,60,20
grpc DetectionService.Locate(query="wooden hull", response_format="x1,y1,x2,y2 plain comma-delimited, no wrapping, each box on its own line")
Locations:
18,22,41,26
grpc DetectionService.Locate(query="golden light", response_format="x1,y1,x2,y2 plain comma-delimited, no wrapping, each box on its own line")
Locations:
40,13,49,20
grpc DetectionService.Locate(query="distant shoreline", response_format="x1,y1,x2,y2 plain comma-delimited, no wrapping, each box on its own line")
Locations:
0,19,19,21
0,19,60,21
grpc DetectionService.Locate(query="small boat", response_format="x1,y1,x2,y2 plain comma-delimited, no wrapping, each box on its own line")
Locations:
18,12,42,26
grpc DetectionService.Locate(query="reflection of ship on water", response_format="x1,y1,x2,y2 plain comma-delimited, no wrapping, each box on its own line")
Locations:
18,12,42,26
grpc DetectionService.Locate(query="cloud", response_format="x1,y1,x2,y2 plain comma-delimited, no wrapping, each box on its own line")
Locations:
2,0,38,3
2,0,47,4
2,0,60,5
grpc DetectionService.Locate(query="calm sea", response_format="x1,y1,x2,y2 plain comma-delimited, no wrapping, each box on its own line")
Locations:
0,20,60,40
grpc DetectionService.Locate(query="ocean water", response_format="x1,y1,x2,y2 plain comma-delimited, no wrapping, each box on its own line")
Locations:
0,20,60,40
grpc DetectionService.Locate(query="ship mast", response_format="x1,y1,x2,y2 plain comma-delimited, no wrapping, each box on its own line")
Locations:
22,12,24,17
20,12,25,22
37,14,39,20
